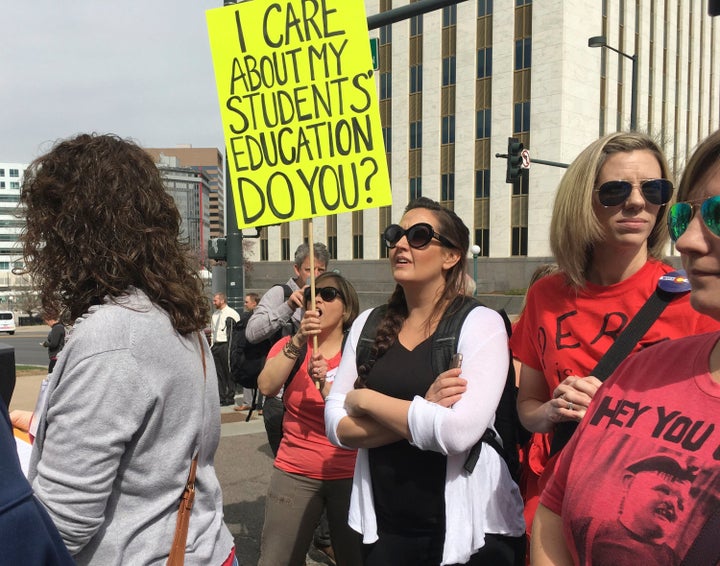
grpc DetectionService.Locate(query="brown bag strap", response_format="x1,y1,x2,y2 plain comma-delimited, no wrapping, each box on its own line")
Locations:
166,333,207,566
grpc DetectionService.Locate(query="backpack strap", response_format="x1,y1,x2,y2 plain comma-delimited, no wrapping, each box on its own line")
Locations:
430,296,481,378
549,284,686,456
356,305,388,370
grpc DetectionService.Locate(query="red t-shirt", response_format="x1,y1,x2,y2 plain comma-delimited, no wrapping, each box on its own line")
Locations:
510,259,720,532
271,337,357,480
511,260,720,392
541,331,720,565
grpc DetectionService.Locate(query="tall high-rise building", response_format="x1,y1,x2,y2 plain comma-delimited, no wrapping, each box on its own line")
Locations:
156,155,212,267
0,164,26,282
144,147,224,239
245,0,720,291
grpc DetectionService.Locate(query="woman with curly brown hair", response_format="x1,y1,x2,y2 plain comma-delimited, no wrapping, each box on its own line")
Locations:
325,198,525,566
12,133,235,565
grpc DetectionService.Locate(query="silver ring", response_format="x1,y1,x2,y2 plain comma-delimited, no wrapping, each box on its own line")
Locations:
567,400,574,411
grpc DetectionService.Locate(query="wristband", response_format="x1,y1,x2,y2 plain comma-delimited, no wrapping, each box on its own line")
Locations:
282,339,303,359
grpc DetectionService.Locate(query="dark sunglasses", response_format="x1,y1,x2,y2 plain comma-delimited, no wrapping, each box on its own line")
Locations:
303,286,344,303
594,179,674,207
668,195,720,241
383,222,455,249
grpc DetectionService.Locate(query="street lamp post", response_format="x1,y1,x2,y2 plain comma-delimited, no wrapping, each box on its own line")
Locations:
470,245,481,297
588,35,638,131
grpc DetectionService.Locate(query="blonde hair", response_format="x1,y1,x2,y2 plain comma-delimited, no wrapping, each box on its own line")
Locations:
550,132,673,287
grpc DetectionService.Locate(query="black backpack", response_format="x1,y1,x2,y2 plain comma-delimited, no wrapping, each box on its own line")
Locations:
228,284,293,389
356,295,529,483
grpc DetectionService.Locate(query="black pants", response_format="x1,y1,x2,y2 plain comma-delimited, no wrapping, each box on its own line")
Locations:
362,531,526,566
211,342,234,405
262,396,285,456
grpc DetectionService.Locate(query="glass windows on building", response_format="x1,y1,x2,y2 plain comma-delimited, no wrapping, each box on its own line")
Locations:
476,109,491,139
410,64,423,94
477,47,492,79
409,121,422,149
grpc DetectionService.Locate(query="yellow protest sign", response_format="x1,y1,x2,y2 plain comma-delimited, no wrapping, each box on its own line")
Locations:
207,0,392,230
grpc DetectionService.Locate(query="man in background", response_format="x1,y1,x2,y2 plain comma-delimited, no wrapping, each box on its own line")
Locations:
41,311,65,374
211,292,240,406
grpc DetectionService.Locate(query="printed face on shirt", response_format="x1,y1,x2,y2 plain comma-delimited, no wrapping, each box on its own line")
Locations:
294,256,327,283
619,470,690,541
675,163,720,320
390,208,459,288
593,150,663,254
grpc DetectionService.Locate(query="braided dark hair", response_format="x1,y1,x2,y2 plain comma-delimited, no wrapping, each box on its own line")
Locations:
355,197,469,388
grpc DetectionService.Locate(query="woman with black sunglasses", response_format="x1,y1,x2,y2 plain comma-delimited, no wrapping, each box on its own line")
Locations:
325,197,525,565
532,129,720,565
256,271,362,566
510,132,720,542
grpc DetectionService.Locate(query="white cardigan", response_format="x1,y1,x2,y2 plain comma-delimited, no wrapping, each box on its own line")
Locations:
325,307,525,565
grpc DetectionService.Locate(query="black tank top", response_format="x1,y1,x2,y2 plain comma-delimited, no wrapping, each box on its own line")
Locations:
366,337,447,535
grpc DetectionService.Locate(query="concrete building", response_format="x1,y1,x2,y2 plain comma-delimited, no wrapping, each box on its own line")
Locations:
156,155,212,267
243,0,720,295
0,158,212,298
0,163,26,281
144,147,225,239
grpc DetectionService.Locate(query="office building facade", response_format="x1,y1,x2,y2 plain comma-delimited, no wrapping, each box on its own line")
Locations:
243,0,720,292
144,147,225,239
156,156,212,267
0,164,27,293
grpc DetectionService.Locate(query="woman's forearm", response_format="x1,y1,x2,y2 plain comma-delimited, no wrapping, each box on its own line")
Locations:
336,414,403,448
518,397,555,433
531,504,573,566
257,345,299,397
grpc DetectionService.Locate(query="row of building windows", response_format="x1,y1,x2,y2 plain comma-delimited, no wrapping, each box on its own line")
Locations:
0,182,20,189
0,169,20,178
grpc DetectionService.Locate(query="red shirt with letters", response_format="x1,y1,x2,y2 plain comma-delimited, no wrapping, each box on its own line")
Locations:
541,331,720,565
511,260,720,393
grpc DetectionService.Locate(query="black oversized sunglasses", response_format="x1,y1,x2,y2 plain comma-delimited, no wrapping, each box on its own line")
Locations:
668,195,720,241
304,286,344,303
594,179,674,207
383,222,455,249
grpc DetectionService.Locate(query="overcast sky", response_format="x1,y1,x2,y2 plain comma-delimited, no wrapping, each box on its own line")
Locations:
2,1,227,164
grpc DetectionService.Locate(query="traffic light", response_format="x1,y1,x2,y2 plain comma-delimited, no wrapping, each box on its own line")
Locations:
208,237,227,261
506,137,524,183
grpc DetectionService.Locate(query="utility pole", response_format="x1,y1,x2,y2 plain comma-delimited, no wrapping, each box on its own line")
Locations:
221,0,243,311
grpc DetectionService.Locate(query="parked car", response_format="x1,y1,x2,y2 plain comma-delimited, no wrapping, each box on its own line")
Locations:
0,311,16,335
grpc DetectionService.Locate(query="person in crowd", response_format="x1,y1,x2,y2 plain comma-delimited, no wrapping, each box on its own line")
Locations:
211,292,240,406
0,399,74,565
532,128,720,566
41,310,65,374
325,197,526,566
246,242,330,455
509,263,559,542
234,292,260,412
257,271,362,566
11,133,235,565
510,132,720,529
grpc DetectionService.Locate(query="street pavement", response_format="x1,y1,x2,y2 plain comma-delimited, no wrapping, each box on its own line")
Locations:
10,373,336,566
